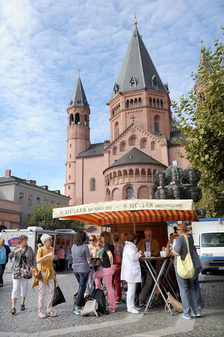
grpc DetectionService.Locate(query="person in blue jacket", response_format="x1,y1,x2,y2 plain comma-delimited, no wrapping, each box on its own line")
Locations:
0,238,11,287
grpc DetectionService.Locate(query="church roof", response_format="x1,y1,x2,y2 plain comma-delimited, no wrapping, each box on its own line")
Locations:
68,74,89,108
106,147,166,170
110,24,166,101
76,143,104,158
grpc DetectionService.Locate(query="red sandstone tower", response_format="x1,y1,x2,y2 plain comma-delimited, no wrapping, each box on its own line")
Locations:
65,74,90,205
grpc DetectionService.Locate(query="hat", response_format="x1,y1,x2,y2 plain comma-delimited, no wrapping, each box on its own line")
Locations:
40,234,52,244
176,223,188,232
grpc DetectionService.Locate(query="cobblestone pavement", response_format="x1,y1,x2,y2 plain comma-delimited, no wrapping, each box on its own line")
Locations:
0,270,223,337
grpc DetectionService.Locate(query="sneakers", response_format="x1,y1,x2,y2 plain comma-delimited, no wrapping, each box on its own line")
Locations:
115,300,122,304
192,312,201,317
74,308,82,315
128,307,140,314
20,304,25,311
181,313,192,320
134,306,141,311
11,307,16,315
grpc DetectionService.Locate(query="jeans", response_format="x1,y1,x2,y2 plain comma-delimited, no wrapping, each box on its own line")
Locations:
175,268,200,315
74,272,89,307
193,267,202,307
0,264,6,284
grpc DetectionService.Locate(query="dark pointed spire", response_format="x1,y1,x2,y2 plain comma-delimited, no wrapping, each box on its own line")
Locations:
69,73,89,108
110,24,166,101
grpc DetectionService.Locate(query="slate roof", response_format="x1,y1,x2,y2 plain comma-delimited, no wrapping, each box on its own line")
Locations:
168,129,186,146
105,147,166,171
68,74,89,108
110,24,166,101
76,143,104,158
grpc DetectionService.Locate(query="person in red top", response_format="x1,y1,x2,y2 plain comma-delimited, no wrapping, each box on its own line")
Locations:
57,246,65,272
112,233,123,304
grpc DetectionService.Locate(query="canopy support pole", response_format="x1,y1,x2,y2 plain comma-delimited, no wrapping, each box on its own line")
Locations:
132,212,136,233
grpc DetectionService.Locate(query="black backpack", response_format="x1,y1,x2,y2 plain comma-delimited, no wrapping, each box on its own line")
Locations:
92,289,108,314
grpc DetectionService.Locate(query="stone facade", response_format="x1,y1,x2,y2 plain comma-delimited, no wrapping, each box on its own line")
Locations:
0,170,69,228
65,23,189,206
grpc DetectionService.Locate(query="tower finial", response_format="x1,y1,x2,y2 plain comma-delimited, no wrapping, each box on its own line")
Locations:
78,69,81,77
133,12,138,26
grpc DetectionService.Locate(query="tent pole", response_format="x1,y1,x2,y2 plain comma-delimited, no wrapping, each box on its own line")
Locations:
132,212,136,233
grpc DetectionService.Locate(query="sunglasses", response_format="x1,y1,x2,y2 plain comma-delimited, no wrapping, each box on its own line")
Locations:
89,239,95,241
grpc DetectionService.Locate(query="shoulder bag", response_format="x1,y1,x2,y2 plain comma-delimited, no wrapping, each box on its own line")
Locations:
30,266,42,280
52,283,66,307
177,236,195,279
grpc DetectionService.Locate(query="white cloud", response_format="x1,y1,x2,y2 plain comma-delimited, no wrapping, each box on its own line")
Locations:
0,0,223,189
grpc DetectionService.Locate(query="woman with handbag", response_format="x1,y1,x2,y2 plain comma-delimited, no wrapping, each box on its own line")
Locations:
172,223,201,320
32,234,56,319
9,235,35,315
94,231,116,313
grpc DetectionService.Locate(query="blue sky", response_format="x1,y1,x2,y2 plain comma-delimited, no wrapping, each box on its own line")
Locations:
0,0,223,194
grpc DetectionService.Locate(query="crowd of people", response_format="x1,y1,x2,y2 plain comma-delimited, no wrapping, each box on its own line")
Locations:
0,224,202,320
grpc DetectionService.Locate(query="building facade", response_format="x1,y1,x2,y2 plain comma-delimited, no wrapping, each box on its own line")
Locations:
0,170,69,228
65,22,189,206
0,198,21,229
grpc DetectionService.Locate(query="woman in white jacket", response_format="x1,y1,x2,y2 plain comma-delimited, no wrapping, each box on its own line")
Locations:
121,233,142,314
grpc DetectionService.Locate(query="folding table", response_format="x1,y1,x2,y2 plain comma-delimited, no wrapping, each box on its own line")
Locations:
143,256,174,315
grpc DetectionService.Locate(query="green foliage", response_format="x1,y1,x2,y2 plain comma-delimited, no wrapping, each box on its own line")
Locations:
172,29,224,217
26,205,84,231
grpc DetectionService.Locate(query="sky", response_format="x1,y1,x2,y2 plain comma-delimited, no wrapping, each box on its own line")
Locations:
0,0,223,194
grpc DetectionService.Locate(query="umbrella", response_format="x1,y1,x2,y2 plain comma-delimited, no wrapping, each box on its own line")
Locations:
53,199,198,232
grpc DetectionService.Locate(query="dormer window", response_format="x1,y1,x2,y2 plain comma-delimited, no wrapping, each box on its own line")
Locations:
113,84,119,94
130,76,137,87
152,74,157,87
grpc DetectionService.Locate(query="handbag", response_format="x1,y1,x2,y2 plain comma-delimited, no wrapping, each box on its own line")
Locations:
30,267,42,280
52,283,66,307
177,236,195,279
165,292,183,313
81,299,98,317
21,265,32,279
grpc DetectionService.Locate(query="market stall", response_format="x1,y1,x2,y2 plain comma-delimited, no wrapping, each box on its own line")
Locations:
53,199,198,248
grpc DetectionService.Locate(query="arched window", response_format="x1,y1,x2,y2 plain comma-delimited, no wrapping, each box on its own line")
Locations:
138,186,149,199
149,97,152,107
125,186,134,200
69,114,74,125
75,113,80,124
138,97,142,105
129,135,137,146
126,100,129,108
157,99,159,107
134,98,137,105
151,141,156,150
114,121,119,139
160,99,163,109
140,138,147,149
90,178,96,191
130,99,133,106
120,141,126,152
84,115,88,125
153,98,156,107
154,115,160,133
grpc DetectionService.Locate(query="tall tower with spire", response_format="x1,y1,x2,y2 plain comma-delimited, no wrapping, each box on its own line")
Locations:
65,74,90,205
108,19,172,141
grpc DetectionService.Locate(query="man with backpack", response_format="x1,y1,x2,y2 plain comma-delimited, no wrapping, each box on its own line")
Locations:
112,233,123,304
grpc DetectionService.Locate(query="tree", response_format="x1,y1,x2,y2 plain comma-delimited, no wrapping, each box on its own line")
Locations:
26,205,84,231
172,29,224,217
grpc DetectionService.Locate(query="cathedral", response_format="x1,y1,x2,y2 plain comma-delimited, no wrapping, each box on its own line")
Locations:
65,21,189,206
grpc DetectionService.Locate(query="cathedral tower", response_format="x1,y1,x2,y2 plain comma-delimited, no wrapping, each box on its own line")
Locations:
108,20,172,142
65,74,90,205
